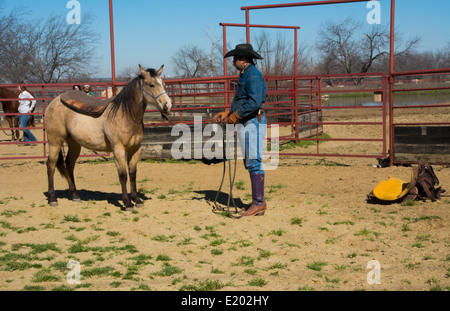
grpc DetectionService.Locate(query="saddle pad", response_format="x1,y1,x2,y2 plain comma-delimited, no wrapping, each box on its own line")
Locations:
60,90,114,117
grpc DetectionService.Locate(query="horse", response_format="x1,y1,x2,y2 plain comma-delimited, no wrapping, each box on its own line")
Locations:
0,87,21,141
0,86,36,141
45,65,172,210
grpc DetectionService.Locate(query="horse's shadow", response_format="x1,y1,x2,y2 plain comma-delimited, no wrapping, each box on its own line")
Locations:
45,190,150,209
193,190,248,209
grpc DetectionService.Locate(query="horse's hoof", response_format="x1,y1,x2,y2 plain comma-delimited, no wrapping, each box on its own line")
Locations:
135,203,144,208
72,198,82,203
121,206,134,212
49,202,59,207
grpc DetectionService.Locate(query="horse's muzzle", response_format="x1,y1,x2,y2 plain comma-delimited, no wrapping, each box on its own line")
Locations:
163,102,172,114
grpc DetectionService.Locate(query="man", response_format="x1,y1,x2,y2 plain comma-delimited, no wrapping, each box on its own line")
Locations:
213,44,267,217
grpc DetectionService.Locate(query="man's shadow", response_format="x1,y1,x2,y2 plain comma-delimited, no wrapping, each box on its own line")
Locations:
44,189,150,209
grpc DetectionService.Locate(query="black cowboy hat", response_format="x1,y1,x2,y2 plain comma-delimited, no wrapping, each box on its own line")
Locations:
224,43,263,60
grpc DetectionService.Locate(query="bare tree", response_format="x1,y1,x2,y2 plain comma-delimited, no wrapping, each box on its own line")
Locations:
0,5,99,84
25,14,99,83
171,45,209,78
316,16,421,79
317,17,362,75
0,9,32,83
253,31,296,76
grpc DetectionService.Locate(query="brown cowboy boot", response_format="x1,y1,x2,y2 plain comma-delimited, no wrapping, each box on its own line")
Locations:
241,173,267,216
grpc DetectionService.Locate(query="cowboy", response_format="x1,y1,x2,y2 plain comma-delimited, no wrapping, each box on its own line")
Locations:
213,44,267,217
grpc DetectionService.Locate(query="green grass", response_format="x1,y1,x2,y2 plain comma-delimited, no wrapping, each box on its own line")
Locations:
179,279,226,291
278,133,331,151
307,261,328,271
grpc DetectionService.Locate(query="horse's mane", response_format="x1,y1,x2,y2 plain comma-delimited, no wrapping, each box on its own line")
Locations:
108,68,158,119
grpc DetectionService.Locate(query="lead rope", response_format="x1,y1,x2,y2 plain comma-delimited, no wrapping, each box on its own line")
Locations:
212,121,242,219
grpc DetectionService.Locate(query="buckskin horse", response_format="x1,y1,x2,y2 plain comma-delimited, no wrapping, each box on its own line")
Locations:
45,65,172,210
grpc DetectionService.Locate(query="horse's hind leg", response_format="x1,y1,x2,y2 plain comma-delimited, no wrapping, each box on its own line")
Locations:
13,117,20,141
47,143,63,206
65,137,82,202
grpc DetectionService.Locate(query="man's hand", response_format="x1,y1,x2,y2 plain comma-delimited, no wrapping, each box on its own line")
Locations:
213,110,229,123
227,111,240,124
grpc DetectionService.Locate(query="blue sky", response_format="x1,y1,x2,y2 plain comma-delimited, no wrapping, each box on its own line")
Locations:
2,0,449,78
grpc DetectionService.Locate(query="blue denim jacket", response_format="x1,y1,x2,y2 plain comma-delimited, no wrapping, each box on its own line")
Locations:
229,64,266,120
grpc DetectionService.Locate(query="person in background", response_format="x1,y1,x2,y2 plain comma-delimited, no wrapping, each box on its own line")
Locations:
83,84,94,97
72,85,82,91
213,44,267,217
17,85,38,145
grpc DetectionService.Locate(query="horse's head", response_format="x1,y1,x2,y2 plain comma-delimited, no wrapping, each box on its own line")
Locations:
139,65,172,115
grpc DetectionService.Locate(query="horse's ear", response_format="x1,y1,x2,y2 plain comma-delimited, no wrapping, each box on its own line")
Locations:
139,65,149,78
157,65,164,76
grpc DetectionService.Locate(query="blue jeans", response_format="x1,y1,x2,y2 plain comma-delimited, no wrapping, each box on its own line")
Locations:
19,114,37,142
236,115,267,175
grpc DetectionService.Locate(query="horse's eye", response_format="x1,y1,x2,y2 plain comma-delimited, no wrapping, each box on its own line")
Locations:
149,84,155,88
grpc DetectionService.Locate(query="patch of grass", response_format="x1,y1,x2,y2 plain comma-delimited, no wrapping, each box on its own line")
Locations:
269,229,286,237
235,180,245,190
156,254,171,261
258,249,272,260
266,262,287,270
63,215,81,223
154,263,182,277
354,227,372,237
11,243,61,255
278,133,331,151
290,217,305,227
32,268,60,283
307,261,327,271
210,239,226,247
267,184,287,193
333,220,354,226
248,278,267,287
179,279,226,291
403,215,442,223
1,210,27,217
82,266,117,278
211,249,223,255
151,234,176,242
130,254,153,265
236,256,255,267
401,200,416,206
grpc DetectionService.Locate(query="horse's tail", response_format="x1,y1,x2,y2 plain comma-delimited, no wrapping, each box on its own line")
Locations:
56,150,70,181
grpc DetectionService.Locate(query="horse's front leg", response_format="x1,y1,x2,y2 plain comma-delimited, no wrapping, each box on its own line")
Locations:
127,145,143,207
113,147,133,210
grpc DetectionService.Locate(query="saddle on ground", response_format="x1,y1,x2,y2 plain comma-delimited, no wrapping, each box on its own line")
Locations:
367,159,446,204
60,90,115,117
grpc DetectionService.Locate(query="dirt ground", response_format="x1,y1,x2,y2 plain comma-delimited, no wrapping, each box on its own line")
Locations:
0,108,448,291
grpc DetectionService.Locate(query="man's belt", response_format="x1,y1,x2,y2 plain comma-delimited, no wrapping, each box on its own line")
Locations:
241,109,265,123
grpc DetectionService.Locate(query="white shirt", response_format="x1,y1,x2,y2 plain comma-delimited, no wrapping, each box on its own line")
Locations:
18,91,36,113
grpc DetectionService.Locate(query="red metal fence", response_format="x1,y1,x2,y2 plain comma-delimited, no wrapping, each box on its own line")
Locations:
2,69,449,163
